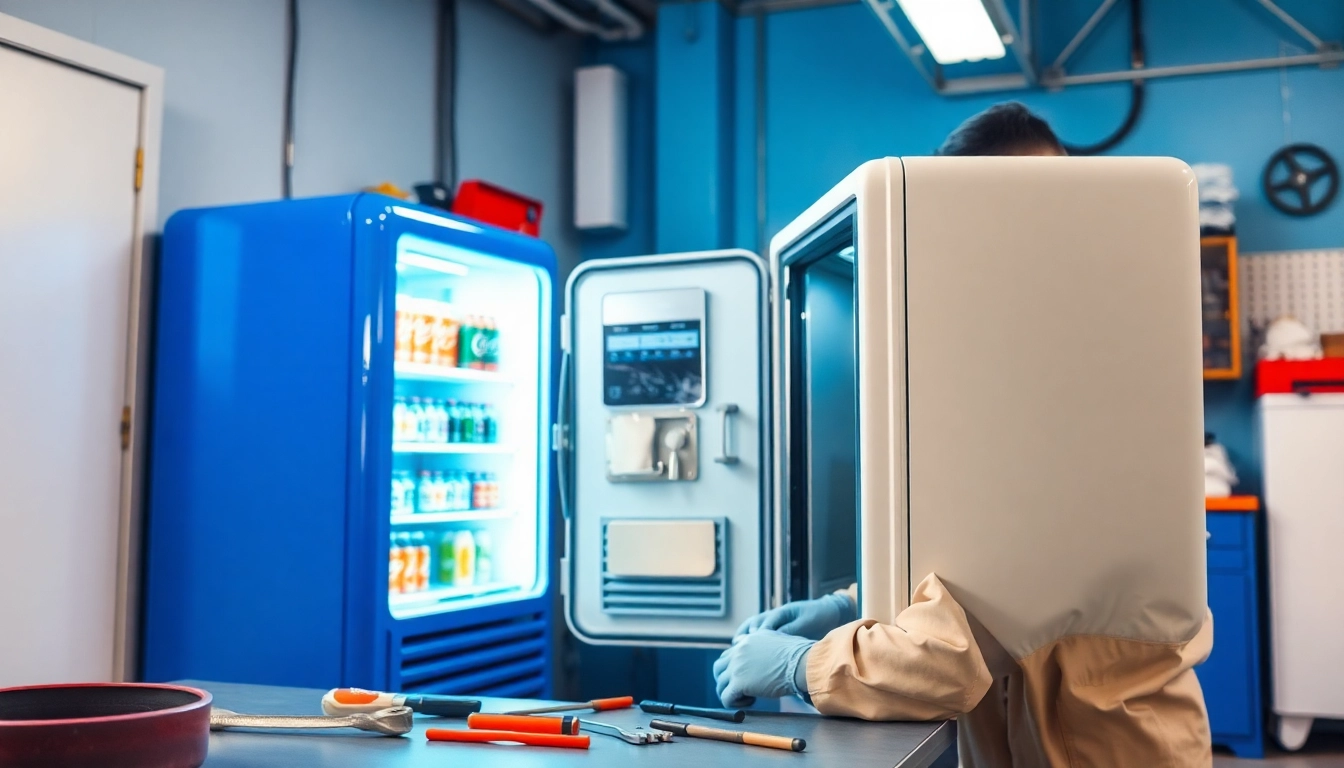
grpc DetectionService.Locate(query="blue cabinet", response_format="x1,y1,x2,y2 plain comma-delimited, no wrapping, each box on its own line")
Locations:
1196,511,1264,758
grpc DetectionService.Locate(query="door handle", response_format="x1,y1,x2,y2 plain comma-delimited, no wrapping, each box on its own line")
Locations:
714,404,740,465
608,462,666,480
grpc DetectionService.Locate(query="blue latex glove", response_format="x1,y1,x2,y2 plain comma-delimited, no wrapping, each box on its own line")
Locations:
734,592,856,641
713,629,815,708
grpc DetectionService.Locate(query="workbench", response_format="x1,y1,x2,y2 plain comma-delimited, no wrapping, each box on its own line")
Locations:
184,680,954,768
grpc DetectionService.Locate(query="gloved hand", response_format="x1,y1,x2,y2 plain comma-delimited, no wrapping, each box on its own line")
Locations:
713,629,815,709
734,592,856,640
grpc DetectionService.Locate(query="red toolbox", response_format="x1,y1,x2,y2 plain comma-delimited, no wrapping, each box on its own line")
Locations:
1256,358,1344,397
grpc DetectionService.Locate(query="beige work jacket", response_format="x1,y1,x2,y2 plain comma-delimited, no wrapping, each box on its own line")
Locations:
806,574,1214,767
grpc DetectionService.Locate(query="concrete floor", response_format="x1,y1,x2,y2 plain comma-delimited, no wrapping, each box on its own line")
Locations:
1215,733,1344,766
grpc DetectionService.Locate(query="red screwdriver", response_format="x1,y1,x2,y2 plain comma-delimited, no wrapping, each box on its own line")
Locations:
503,696,633,716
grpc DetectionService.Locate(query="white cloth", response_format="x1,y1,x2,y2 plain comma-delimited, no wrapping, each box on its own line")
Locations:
1260,316,1322,361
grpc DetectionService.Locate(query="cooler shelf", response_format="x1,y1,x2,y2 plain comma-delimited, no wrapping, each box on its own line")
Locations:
391,509,512,525
390,583,519,612
395,362,513,385
393,442,512,455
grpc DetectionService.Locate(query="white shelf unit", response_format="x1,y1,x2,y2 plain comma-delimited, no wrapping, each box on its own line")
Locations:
391,509,513,526
393,442,512,455
395,362,513,385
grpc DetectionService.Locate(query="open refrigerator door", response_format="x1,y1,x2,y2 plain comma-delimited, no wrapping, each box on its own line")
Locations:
387,231,551,619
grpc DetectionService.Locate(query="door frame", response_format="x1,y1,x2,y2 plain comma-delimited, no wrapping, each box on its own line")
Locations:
0,13,164,681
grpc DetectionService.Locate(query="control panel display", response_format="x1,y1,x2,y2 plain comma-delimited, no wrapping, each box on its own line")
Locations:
603,321,703,406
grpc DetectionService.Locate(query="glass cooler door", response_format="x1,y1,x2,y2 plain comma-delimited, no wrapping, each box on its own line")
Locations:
387,232,550,619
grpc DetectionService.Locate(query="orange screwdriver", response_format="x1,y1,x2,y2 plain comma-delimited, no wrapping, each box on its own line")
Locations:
427,728,591,749
504,696,634,716
467,713,580,734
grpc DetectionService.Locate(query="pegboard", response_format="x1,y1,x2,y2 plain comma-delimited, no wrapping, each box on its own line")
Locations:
1240,249,1344,334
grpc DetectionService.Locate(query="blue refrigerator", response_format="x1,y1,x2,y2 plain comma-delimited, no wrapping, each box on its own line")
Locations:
142,194,557,697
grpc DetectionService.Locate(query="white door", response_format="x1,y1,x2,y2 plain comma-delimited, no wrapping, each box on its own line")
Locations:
1262,394,1344,718
0,42,141,685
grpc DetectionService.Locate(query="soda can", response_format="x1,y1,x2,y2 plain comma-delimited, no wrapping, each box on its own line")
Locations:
458,316,479,369
389,534,406,595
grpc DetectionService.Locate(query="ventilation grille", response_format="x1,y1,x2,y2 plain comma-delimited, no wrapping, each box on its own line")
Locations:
398,612,547,698
600,520,727,617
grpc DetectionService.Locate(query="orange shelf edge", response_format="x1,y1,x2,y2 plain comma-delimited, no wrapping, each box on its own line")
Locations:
1205,495,1260,512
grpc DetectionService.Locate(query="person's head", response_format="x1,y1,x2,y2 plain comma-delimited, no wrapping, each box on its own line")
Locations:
937,102,1066,157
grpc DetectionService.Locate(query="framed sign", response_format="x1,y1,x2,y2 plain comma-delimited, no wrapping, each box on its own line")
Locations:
1201,236,1241,379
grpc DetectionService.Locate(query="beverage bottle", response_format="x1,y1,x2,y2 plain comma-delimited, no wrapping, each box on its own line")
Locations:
432,471,449,512
483,405,498,444
412,531,430,591
431,305,460,369
475,531,493,584
412,299,435,364
403,471,418,513
483,317,500,371
389,533,405,595
459,401,475,443
458,315,478,369
438,532,456,586
392,396,408,442
454,529,476,586
406,397,424,442
473,404,487,443
430,400,448,443
445,400,460,443
469,316,490,371
471,473,485,510
394,296,414,363
489,473,501,509
391,471,406,515
453,471,468,511
417,470,434,513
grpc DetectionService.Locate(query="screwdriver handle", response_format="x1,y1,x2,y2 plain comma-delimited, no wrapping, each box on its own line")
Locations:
426,728,591,749
406,695,481,718
467,713,579,734
640,700,746,723
590,696,634,711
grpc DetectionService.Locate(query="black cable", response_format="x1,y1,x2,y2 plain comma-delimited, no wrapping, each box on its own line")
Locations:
282,0,299,198
436,0,458,193
1061,0,1144,156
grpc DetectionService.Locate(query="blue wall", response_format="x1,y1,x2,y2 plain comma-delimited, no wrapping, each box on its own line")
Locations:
582,0,1344,499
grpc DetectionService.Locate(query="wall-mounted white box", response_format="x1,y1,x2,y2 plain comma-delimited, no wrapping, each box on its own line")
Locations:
574,65,627,231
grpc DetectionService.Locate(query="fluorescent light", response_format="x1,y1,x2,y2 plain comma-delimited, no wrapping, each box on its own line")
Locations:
895,0,1005,65
391,205,483,234
399,251,470,276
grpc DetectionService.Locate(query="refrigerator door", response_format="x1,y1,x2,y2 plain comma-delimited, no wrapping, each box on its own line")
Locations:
561,250,772,646
379,205,554,621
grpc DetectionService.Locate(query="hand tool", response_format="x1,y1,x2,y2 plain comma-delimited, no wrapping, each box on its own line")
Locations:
210,706,413,736
649,718,806,752
504,695,633,715
467,713,579,734
321,687,480,717
640,700,746,723
426,728,591,749
579,719,673,745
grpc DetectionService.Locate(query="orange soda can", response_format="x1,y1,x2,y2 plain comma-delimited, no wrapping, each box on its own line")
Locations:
411,300,435,365
432,310,460,368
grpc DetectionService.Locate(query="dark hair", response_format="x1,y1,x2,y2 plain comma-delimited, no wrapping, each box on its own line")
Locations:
937,102,1065,157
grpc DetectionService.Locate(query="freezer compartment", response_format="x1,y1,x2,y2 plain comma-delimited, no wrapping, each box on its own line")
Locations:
388,232,550,619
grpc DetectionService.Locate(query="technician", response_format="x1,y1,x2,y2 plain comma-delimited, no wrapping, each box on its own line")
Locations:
712,102,1215,767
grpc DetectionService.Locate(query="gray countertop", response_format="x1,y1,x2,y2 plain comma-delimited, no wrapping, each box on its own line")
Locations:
183,680,952,768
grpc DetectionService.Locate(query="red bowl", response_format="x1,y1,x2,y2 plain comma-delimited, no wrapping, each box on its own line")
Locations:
0,683,211,768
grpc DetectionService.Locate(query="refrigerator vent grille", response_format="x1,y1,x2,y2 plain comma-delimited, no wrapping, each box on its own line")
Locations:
397,612,547,697
600,519,727,617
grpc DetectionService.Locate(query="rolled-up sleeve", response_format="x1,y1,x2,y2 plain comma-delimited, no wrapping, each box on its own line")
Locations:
806,573,993,721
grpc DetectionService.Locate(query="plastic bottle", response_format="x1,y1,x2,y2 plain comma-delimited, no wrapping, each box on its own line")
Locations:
454,529,476,586
411,300,435,365
475,531,493,584
445,400,460,443
390,471,406,515
430,400,449,443
459,401,475,443
489,473,501,509
432,471,449,512
431,306,460,369
417,470,434,513
394,295,414,363
455,471,470,511
406,397,425,442
473,404,487,443
483,405,498,444
458,316,479,369
469,473,483,510
392,396,408,442
412,531,430,592
389,533,405,595
438,532,456,586
482,317,500,371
